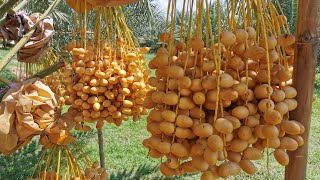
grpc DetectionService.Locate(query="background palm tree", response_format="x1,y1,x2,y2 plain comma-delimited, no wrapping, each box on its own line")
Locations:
274,0,298,33
20,0,166,50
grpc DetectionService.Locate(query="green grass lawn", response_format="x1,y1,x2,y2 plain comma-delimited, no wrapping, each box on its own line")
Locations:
76,98,320,180
0,52,320,179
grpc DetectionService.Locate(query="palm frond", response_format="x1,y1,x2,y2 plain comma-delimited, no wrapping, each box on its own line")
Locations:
51,10,69,23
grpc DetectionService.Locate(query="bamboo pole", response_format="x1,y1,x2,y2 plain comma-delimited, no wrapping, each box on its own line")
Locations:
0,0,62,71
285,0,320,179
97,129,106,169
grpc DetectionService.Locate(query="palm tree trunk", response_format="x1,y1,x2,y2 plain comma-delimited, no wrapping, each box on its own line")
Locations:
285,0,320,179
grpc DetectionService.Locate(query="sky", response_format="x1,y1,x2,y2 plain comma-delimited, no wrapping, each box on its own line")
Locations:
155,0,191,12
154,0,225,11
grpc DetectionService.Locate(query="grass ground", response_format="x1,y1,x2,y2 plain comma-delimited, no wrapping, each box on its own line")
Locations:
0,51,320,179
75,98,320,180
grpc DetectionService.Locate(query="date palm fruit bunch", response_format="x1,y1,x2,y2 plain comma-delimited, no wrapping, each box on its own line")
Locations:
84,161,108,180
66,0,138,13
44,65,70,110
63,7,150,131
87,0,139,7
66,0,93,13
21,49,60,78
18,49,68,110
143,0,304,179
28,143,108,180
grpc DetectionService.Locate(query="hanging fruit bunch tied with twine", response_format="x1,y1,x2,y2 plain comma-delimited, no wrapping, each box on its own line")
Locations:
143,0,304,179
64,6,151,132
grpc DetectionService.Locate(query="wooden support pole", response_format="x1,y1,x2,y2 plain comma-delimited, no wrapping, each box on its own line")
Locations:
97,129,106,169
285,0,320,179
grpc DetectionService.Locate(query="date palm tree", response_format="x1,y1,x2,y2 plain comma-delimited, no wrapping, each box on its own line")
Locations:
21,0,300,51
21,0,166,49
273,0,298,33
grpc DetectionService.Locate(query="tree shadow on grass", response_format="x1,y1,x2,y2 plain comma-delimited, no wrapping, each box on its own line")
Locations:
109,164,198,180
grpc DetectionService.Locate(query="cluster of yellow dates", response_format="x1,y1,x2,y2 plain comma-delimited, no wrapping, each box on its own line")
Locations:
143,24,304,179
66,0,137,13
83,162,108,180
64,42,151,131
